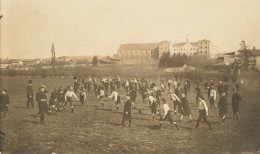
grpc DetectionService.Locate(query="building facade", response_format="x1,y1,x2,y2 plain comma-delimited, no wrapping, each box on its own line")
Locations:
172,37,219,59
115,43,159,62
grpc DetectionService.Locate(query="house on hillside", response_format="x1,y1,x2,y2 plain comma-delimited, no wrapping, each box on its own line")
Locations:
57,56,70,62
69,59,77,65
9,60,23,67
223,52,236,65
22,59,41,66
0,62,11,69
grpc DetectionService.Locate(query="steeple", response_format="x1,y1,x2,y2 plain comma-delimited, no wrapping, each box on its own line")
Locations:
186,34,190,44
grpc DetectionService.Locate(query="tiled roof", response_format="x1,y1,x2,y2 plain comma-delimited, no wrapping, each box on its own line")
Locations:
235,49,260,57
118,43,158,51
224,52,236,56
172,42,198,47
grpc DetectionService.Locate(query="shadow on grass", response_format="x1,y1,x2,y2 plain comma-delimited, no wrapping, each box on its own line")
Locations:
95,108,113,112
111,111,122,115
147,125,161,130
12,106,28,109
179,126,193,131
29,114,38,118
109,122,121,127
22,119,40,124
132,117,148,121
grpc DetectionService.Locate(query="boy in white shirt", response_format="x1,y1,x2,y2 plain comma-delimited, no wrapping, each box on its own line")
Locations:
209,86,218,110
109,90,121,110
65,87,78,113
159,98,181,130
195,95,212,130
169,91,181,114
148,94,157,120
99,89,105,107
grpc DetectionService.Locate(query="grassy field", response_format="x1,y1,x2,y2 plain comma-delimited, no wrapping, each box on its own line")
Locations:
0,75,259,153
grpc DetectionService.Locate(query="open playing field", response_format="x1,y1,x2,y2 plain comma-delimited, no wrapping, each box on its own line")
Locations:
0,75,259,153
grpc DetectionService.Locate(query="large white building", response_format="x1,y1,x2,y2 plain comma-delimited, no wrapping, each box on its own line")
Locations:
172,36,219,59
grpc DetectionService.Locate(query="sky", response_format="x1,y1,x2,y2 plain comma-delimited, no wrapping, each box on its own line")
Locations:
1,0,260,59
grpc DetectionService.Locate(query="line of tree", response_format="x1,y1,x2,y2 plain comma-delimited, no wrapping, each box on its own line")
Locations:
92,56,98,67
158,52,213,68
158,52,188,68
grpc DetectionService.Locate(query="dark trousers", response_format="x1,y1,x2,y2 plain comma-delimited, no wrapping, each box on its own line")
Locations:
65,98,73,106
195,109,211,129
80,98,85,105
156,97,161,106
121,112,131,125
232,102,239,117
160,112,174,123
94,89,98,97
38,101,48,121
173,101,181,112
27,96,34,108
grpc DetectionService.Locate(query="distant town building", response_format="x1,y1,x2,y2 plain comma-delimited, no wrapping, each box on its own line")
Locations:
9,60,23,67
0,62,11,69
223,52,237,65
172,36,219,58
57,56,70,62
22,59,41,66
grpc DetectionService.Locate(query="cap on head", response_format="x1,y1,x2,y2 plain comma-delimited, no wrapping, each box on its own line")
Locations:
59,87,64,92
126,94,130,99
39,85,46,90
29,80,33,84
161,98,166,103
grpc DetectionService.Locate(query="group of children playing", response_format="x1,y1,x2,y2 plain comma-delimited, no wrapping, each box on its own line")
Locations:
0,75,242,130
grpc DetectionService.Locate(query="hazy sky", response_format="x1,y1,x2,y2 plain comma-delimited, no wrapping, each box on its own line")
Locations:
1,0,260,59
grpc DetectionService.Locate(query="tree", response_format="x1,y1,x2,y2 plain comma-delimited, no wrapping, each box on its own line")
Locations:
51,42,56,75
92,56,99,67
240,40,251,69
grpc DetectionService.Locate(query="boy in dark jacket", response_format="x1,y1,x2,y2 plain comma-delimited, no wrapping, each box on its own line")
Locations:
36,85,49,123
27,80,34,109
232,88,242,120
0,89,10,117
121,95,132,127
219,92,228,124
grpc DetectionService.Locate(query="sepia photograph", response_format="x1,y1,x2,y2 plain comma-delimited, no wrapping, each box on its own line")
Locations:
0,0,260,153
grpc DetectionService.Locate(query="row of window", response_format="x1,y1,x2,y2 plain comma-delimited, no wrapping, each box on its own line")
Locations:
119,50,153,54
123,56,151,60
200,42,208,45
119,53,152,56
173,48,197,51
121,54,151,57
199,51,208,54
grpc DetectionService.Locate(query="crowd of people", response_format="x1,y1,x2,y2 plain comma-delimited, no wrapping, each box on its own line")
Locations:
0,75,242,131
